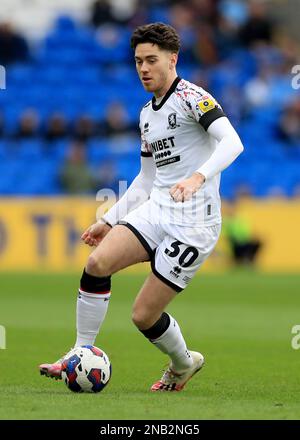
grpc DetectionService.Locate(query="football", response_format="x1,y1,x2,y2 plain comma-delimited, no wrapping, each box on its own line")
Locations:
61,345,111,393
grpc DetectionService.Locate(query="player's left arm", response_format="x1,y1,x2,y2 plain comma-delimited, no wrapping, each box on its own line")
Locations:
170,117,244,202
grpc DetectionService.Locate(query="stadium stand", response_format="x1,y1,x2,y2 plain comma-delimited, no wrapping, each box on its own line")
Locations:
0,0,299,198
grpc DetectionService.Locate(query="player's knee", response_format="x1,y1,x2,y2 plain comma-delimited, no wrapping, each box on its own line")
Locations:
132,308,152,330
86,254,111,277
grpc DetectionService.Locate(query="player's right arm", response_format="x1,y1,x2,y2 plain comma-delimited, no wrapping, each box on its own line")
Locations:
81,154,156,246
101,153,156,225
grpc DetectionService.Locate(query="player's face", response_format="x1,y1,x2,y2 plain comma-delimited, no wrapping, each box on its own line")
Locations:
134,43,177,97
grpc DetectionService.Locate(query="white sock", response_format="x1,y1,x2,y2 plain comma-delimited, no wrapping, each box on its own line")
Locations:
75,289,110,347
151,314,193,372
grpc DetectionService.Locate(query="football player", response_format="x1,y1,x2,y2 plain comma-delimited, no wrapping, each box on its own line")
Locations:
40,23,243,391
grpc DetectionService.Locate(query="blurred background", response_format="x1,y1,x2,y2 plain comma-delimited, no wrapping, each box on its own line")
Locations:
0,0,299,273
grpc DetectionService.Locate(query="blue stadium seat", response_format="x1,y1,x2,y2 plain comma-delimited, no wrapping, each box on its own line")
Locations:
89,25,131,64
0,141,7,159
16,139,44,160
54,15,77,32
8,64,35,86
47,139,70,162
87,139,113,163
14,159,60,195
115,154,140,184
0,160,24,194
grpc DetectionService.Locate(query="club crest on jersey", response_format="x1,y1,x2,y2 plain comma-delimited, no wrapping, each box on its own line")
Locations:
167,112,180,130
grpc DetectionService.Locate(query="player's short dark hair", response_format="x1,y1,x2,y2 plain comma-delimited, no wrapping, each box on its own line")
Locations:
131,22,180,53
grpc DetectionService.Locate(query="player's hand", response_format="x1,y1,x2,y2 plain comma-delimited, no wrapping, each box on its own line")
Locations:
81,222,112,247
169,172,206,202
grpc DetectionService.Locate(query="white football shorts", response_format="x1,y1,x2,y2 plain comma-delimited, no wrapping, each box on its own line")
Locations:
118,199,221,292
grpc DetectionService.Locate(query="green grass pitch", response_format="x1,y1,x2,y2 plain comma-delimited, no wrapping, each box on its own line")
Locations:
0,271,299,420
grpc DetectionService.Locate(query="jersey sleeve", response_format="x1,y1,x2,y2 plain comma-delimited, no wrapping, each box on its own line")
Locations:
178,85,226,131
139,117,152,157
140,132,152,157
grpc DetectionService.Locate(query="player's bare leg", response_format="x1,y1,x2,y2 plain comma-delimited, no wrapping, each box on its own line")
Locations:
39,225,150,379
132,273,177,330
85,224,150,276
132,273,204,392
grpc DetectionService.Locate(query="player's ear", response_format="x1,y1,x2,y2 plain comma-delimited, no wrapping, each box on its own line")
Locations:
169,52,178,70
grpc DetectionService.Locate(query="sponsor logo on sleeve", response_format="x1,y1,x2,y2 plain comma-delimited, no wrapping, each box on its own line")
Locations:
144,122,150,133
197,97,216,113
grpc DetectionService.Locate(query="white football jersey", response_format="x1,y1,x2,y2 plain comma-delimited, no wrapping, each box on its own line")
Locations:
140,77,226,226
